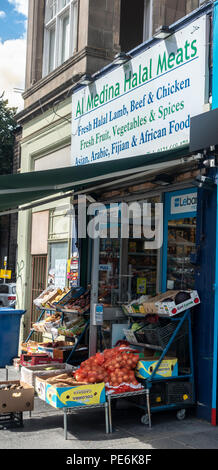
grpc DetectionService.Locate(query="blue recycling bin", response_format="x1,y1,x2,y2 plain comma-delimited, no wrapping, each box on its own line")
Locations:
0,308,26,368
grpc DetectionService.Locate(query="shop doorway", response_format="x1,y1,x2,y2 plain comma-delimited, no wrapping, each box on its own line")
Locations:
162,188,197,292
30,254,47,340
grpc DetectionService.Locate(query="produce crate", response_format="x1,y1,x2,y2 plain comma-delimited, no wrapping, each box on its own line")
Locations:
0,381,34,413
20,353,52,366
20,363,74,387
54,286,86,308
135,318,187,350
166,381,194,405
0,412,23,429
150,382,166,406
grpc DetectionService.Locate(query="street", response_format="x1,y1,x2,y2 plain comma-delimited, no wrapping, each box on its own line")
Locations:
0,366,218,450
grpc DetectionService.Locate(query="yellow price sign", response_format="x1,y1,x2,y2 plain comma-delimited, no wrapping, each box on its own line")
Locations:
0,269,12,279
137,277,146,294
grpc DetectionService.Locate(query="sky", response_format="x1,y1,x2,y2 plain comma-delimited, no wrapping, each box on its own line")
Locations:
0,0,28,111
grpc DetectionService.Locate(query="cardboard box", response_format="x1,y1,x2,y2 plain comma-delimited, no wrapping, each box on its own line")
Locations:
35,375,106,409
136,357,178,379
0,381,34,413
21,363,74,387
13,358,21,370
20,353,52,366
142,290,200,316
37,345,71,361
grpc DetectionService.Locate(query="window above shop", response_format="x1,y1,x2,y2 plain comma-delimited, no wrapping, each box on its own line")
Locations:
43,0,78,77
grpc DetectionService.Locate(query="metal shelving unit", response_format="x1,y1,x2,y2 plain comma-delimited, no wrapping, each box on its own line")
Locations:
123,308,195,428
23,287,90,365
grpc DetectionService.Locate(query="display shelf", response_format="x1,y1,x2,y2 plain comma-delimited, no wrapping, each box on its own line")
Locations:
128,342,162,350
130,266,156,270
123,309,195,429
168,241,195,247
168,224,196,229
128,252,157,256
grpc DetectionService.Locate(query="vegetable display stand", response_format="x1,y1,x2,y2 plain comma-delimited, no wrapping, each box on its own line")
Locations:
63,402,109,439
124,308,195,428
106,388,147,433
140,309,194,427
23,287,90,366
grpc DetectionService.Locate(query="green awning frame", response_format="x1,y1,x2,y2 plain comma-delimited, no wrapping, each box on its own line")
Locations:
0,146,190,213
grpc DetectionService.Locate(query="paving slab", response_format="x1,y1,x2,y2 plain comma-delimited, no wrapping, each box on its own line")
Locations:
1,366,218,449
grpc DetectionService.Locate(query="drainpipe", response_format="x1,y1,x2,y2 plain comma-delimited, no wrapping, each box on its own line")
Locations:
212,170,218,425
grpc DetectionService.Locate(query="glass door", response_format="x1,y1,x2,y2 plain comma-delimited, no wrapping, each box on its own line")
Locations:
162,188,198,292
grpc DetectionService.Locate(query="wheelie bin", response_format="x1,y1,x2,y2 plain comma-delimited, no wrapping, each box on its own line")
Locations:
0,308,26,367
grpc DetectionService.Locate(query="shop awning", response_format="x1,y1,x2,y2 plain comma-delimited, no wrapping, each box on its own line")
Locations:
0,146,191,213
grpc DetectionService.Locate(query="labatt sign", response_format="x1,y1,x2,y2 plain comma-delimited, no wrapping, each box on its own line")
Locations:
71,15,208,166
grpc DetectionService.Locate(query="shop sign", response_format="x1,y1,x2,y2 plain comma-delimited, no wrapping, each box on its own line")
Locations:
54,259,67,288
170,192,197,215
137,278,147,294
71,15,208,166
92,304,104,326
0,269,11,279
99,264,112,271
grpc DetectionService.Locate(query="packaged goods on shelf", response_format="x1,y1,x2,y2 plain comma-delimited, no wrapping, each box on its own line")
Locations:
21,340,39,353
122,295,149,315
123,290,200,317
33,287,68,308
32,313,62,333
35,373,105,408
58,318,87,337
141,290,200,316
21,363,75,387
60,289,90,314
136,357,178,379
13,358,21,370
38,341,75,362
0,381,34,413
20,353,53,366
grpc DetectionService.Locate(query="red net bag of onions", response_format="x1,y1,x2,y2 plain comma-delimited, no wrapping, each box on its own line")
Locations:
74,344,144,394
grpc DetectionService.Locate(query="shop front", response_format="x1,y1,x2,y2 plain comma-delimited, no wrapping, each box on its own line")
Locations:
69,4,215,423
0,1,217,431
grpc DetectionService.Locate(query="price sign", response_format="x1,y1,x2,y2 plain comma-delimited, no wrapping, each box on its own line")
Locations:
0,269,12,280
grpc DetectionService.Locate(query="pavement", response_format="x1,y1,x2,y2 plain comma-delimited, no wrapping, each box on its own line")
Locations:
1,366,218,450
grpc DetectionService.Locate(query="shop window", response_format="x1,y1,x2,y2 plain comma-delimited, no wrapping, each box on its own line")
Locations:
31,211,49,255
120,0,145,52
48,241,68,286
143,0,153,42
43,0,78,76
167,217,196,291
98,197,160,307
48,208,70,241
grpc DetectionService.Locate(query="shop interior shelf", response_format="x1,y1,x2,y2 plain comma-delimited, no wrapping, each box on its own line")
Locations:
168,241,195,247
128,341,162,350
128,252,157,256
168,224,196,228
131,266,156,270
